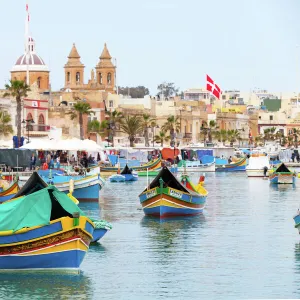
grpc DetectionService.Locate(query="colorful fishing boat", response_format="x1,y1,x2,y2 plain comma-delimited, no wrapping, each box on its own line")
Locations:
100,157,161,173
138,166,177,177
109,164,138,182
0,184,94,271
215,157,247,172
14,172,111,244
139,167,208,218
0,179,19,203
40,172,100,202
269,163,296,184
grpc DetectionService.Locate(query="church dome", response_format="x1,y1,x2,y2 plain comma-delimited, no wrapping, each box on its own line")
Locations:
11,37,49,72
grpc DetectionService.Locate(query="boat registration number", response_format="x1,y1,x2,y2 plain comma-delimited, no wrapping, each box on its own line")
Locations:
146,190,157,199
170,189,183,199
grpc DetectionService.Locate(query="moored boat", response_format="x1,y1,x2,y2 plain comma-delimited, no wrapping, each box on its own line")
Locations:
139,167,208,218
216,157,247,172
246,155,270,177
100,157,161,173
109,164,138,182
0,184,94,271
0,179,19,203
138,166,177,177
177,160,215,172
90,219,112,243
269,163,296,184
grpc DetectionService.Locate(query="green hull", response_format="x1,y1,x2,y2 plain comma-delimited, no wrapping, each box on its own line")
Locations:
138,170,159,176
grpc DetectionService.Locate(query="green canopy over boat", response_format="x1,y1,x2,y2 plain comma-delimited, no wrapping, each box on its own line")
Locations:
0,186,85,232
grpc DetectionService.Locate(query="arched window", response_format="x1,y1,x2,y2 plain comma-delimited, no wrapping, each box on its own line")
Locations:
99,73,103,84
76,72,80,83
37,77,41,88
67,72,70,82
38,114,45,132
107,73,112,84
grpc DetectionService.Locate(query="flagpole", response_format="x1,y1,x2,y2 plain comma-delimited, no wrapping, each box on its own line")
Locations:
25,1,30,86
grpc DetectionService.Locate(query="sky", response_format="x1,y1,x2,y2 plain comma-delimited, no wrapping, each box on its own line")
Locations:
1,0,300,95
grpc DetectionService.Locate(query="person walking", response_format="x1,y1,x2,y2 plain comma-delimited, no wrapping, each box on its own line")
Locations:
30,153,36,170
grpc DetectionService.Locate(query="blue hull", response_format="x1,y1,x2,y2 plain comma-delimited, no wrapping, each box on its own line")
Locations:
0,194,16,203
91,228,108,243
270,176,296,184
216,165,246,172
143,206,204,218
0,250,86,270
124,174,138,181
68,184,100,202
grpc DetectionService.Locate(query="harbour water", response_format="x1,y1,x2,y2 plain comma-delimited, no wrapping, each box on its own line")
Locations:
1,172,300,299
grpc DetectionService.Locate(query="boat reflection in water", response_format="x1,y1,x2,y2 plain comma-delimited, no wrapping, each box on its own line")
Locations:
0,272,93,299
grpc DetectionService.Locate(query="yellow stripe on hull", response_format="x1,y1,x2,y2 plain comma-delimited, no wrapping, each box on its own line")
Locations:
18,239,88,256
145,198,198,210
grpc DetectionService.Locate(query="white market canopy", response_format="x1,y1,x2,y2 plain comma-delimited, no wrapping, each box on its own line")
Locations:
20,138,103,152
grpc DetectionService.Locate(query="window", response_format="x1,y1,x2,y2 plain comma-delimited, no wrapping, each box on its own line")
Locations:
107,73,112,84
88,116,91,122
259,116,261,120
38,114,45,131
37,77,41,88
222,95,226,100
99,73,103,84
76,72,80,83
67,72,70,82
93,117,97,121
270,115,273,121
109,100,113,108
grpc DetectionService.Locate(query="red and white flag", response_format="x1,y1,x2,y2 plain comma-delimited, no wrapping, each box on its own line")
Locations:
206,75,222,99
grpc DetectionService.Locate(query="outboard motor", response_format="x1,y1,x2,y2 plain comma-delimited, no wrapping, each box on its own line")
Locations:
263,166,268,177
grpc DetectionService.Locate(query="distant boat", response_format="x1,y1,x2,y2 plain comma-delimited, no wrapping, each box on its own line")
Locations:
216,157,247,172
246,155,270,177
0,179,19,203
100,157,161,173
138,166,177,177
177,159,215,172
139,167,208,218
269,163,296,184
109,164,138,182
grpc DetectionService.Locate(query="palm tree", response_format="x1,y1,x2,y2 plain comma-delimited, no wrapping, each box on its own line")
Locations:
292,128,300,147
141,114,156,147
200,122,209,144
120,116,143,147
87,119,109,142
70,101,94,140
105,110,123,146
227,129,240,146
288,135,294,147
0,111,13,136
208,120,218,142
220,129,227,145
3,80,30,145
162,115,180,146
154,130,170,147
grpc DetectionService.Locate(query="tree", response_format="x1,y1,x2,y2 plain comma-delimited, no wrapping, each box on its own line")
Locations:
220,129,228,145
154,130,170,147
3,80,30,144
141,114,156,147
208,120,218,142
87,119,109,141
157,82,179,98
120,115,143,147
118,86,150,98
105,110,123,146
200,122,209,144
0,111,13,136
227,129,240,146
162,115,180,146
291,128,300,147
70,101,94,140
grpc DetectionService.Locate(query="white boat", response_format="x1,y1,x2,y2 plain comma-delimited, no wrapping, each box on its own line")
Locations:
246,156,270,177
177,160,215,172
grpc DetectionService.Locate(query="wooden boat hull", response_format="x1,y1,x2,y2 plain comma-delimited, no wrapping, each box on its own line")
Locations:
216,157,247,172
269,173,296,184
0,216,94,271
177,162,215,172
139,187,206,218
246,169,269,177
0,182,19,203
91,228,108,243
100,157,161,172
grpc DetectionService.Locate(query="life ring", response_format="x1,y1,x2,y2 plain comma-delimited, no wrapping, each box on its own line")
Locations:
42,163,48,170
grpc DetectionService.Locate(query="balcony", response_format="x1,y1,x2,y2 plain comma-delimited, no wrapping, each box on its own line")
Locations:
183,133,192,139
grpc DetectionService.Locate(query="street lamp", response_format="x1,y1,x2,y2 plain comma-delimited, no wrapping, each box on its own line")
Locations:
148,124,159,147
22,119,34,143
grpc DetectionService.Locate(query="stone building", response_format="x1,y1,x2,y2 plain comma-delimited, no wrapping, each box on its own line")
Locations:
63,43,116,93
11,37,50,92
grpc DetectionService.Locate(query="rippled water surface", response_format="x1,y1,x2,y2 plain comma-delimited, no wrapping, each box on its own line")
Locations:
2,173,300,299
